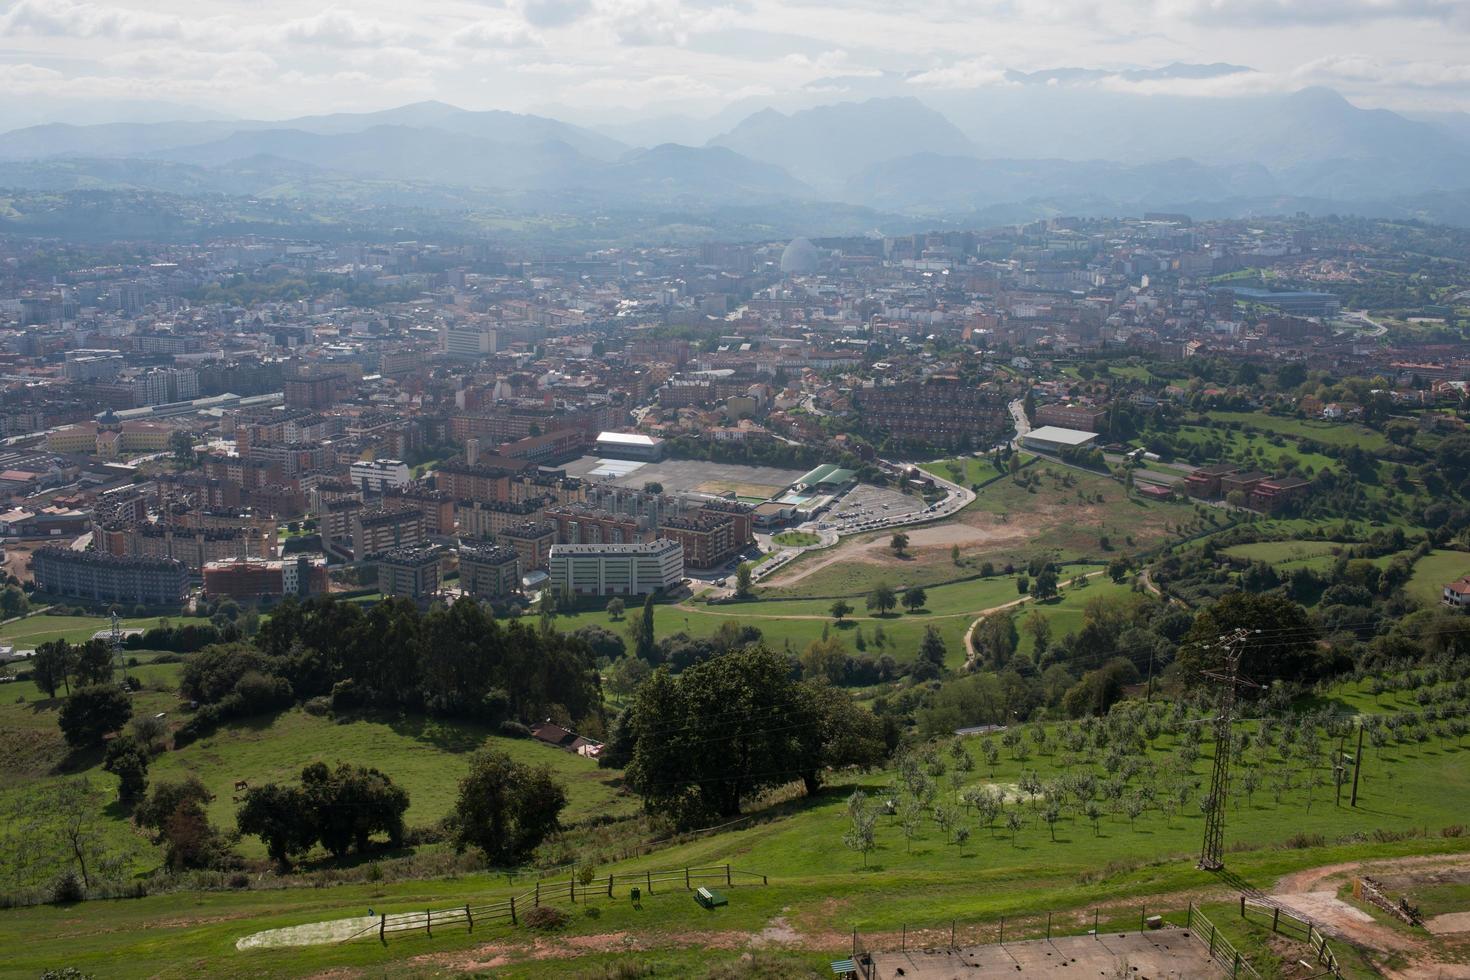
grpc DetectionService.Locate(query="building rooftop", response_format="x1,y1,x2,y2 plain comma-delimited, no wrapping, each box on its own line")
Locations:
1024,425,1099,447
550,540,682,556
595,431,661,447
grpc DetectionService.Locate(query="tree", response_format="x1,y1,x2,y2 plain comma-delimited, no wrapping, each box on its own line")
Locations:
865,583,897,616
136,777,214,841
236,784,315,868
801,636,847,685
1031,566,1059,601
843,792,878,867
890,532,910,557
0,583,29,619
1179,592,1321,694
169,430,195,465
829,598,853,623
629,594,657,662
973,610,1018,670
58,685,132,749
102,735,150,804
452,748,568,864
734,563,754,599
898,799,923,853
1042,800,1061,841
606,597,625,621
1017,575,1030,596
73,640,114,687
301,762,409,857
32,639,75,698
914,626,947,680
1106,557,1131,584
626,647,841,823
901,586,927,613
951,544,961,565
1022,614,1052,657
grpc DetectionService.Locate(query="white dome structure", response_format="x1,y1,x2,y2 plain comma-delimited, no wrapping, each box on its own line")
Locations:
779,237,821,274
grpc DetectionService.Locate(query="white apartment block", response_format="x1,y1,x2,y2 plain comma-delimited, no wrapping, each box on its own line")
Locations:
549,539,684,597
350,458,411,493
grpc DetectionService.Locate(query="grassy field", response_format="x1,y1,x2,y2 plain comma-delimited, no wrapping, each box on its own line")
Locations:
0,674,632,888
1167,423,1340,473
1205,410,1393,454
1405,549,1470,606
554,575,1033,668
0,613,174,648
4,675,1468,978
772,531,820,547
919,455,1007,487
764,462,1198,598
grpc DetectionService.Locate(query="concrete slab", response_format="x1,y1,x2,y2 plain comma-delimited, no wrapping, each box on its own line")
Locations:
864,928,1223,979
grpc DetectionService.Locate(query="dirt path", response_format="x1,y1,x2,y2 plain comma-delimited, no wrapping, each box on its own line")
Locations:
962,570,1107,667
1270,853,1470,979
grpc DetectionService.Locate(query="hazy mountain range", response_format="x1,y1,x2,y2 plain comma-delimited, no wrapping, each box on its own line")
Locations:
4,77,1470,236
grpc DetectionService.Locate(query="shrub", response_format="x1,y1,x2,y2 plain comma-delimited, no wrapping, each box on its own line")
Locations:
1443,825,1465,838
49,871,84,905
302,695,331,717
498,719,532,739
522,905,570,931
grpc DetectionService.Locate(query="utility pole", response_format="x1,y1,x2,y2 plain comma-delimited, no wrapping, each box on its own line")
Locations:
1198,628,1256,871
110,610,127,687
1350,723,1365,807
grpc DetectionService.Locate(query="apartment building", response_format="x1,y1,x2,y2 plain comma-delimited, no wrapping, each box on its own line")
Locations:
352,505,424,560
31,548,189,605
350,458,411,493
457,541,520,600
375,545,442,601
496,521,557,572
548,539,684,597
202,556,328,602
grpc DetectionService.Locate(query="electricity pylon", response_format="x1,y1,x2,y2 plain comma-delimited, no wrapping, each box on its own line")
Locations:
1198,628,1257,871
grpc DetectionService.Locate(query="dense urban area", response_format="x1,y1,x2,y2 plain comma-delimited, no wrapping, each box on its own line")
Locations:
5,211,1470,979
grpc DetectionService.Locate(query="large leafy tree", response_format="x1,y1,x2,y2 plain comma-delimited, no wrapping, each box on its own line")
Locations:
102,734,150,803
452,748,567,865
301,762,408,857
236,784,316,868
58,685,132,749
625,646,884,824
1179,591,1322,692
32,639,76,697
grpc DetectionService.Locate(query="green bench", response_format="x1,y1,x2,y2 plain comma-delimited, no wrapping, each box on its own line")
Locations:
694,886,728,909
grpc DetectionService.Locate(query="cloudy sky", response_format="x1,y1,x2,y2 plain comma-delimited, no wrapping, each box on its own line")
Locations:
2,0,1469,123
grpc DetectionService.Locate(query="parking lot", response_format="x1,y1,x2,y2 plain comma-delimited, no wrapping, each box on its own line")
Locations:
560,456,807,501
818,483,927,534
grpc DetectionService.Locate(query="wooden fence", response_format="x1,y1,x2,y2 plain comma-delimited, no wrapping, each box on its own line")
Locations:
1239,898,1345,978
1185,902,1262,979
342,865,768,944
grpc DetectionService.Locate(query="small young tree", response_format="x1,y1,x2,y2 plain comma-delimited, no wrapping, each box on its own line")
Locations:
1124,795,1145,829
898,799,923,853
951,543,961,565
890,532,910,557
1042,800,1061,841
734,562,754,599
1085,800,1104,836
843,804,878,867
606,597,625,621
954,824,971,855
1005,809,1024,846
901,586,927,612
829,598,853,623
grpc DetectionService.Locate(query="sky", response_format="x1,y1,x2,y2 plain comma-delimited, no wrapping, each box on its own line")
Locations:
1,0,1469,123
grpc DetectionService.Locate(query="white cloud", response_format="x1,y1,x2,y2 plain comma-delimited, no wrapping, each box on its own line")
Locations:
452,18,542,48
0,0,189,40
275,7,411,48
1155,0,1470,28
906,59,1012,90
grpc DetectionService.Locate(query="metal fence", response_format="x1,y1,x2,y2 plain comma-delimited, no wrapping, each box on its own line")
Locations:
342,865,768,944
